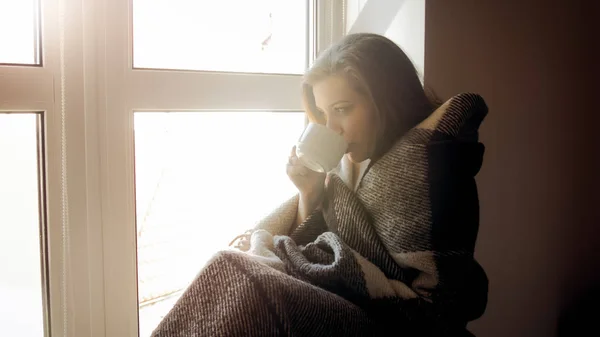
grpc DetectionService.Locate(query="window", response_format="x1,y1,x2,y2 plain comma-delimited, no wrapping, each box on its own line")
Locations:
132,0,309,74
0,0,92,335
0,113,48,336
134,111,305,335
0,0,41,65
99,1,344,336
0,0,428,335
0,0,344,336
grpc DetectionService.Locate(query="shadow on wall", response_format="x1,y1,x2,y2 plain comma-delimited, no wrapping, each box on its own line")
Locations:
557,285,600,336
425,0,599,336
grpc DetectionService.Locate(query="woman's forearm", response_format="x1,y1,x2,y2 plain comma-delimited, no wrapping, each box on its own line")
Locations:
293,193,323,232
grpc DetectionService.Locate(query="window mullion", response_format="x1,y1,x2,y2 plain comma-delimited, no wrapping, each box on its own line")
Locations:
315,0,346,57
99,0,140,335
0,67,54,110
46,0,105,336
127,70,302,111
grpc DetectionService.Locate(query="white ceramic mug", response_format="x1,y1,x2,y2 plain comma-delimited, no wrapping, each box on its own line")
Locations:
295,122,348,173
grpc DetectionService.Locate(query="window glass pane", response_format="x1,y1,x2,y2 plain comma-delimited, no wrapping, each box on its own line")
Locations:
134,111,305,336
0,113,46,335
132,0,308,74
0,0,40,65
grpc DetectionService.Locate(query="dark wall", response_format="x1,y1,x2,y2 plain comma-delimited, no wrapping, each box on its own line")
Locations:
425,1,599,336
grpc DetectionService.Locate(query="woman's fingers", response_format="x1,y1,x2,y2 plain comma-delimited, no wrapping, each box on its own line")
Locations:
290,145,297,158
286,144,326,196
288,146,299,165
287,145,307,176
287,161,308,176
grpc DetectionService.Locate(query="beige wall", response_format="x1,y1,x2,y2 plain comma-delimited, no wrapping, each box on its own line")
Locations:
425,0,599,336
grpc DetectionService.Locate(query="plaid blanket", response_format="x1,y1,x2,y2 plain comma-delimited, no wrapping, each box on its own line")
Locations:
150,93,489,337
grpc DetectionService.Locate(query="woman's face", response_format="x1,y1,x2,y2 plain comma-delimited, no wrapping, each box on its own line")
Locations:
311,75,377,163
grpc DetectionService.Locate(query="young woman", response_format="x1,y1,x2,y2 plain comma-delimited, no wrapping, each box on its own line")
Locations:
152,33,489,337
288,33,440,230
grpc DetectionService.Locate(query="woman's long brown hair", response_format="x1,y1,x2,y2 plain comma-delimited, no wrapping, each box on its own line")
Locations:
302,33,441,160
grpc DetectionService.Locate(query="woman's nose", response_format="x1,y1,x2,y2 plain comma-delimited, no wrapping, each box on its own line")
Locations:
326,119,342,135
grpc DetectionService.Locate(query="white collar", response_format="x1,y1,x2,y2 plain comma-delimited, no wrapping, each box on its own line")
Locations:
331,154,371,192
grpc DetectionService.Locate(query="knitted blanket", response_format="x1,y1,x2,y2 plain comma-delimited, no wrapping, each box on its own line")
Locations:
150,93,489,337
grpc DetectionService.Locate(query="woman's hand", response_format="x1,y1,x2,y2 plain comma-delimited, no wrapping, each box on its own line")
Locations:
287,146,326,227
287,145,326,203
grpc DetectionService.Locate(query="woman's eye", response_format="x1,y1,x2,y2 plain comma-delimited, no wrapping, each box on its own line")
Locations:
335,106,351,115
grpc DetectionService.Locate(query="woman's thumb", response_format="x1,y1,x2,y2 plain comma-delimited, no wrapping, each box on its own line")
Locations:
290,145,297,158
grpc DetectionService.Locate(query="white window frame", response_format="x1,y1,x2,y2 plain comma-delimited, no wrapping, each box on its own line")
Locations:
0,0,107,336
0,0,345,335
96,0,346,336
0,1,432,335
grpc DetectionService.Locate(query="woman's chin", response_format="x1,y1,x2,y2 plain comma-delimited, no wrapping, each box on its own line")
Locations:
347,152,366,163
